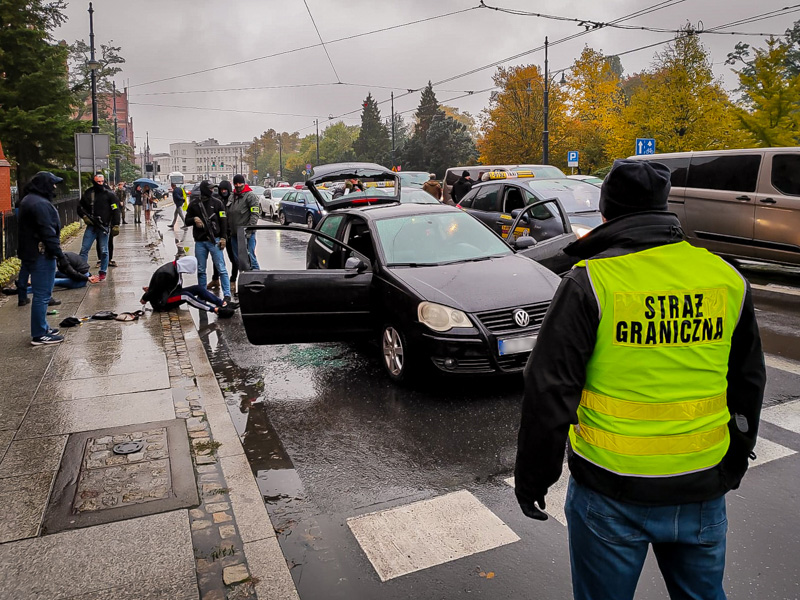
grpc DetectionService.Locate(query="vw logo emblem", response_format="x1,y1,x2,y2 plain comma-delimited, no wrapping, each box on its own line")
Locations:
513,309,530,327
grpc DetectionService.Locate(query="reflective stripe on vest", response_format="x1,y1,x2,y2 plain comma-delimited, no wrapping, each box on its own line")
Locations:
569,241,746,477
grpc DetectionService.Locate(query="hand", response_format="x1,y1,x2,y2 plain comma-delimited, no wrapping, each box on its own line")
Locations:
142,286,149,292
89,275,101,284
82,216,93,226
111,226,120,237
519,496,548,521
194,217,204,228
140,298,147,305
218,238,226,250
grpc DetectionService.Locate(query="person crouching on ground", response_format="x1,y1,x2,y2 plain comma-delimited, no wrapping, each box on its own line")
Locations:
140,256,236,317
186,180,233,304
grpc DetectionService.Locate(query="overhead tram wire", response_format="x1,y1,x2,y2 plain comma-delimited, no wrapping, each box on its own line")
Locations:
128,5,480,89
128,102,320,118
301,0,341,83
132,82,473,98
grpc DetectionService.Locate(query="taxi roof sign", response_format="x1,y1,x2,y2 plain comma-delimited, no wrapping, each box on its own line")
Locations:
481,170,536,181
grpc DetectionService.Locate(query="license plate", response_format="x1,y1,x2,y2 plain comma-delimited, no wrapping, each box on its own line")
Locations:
498,336,537,356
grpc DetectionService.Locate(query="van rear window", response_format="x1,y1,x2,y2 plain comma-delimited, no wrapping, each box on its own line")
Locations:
771,154,800,196
652,157,690,187
686,155,761,193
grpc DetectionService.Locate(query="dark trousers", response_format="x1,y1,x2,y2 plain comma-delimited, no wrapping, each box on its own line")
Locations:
211,241,239,283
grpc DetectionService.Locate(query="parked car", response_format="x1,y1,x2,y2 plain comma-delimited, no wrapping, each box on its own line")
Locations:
277,189,331,228
630,148,800,266
260,187,293,219
397,171,431,189
443,164,566,204
567,174,604,186
249,185,266,198
458,172,602,239
236,164,566,383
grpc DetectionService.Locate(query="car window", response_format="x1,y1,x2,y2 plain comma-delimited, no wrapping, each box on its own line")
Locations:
686,155,761,192
401,189,440,204
771,154,800,196
523,189,557,220
375,211,512,266
526,179,600,214
283,192,295,203
458,188,478,208
472,184,502,212
503,186,526,214
343,217,376,262
651,157,690,187
271,188,290,199
318,214,344,249
399,172,430,187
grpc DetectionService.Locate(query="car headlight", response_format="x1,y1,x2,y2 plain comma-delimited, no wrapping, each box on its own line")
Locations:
321,209,328,216
418,301,471,332
572,224,592,238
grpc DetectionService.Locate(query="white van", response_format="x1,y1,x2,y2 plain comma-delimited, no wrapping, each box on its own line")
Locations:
630,148,800,266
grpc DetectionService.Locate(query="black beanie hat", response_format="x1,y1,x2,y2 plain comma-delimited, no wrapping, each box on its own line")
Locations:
199,180,213,198
233,174,246,184
599,159,672,220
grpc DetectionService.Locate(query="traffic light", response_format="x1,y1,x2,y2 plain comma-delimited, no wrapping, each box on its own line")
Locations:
220,162,224,167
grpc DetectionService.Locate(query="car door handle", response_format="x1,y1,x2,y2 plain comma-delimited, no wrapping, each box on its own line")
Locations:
242,282,266,293
735,195,751,202
759,197,777,204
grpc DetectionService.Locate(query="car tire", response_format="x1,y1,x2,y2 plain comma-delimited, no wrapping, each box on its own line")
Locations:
306,213,314,229
269,206,275,220
278,211,286,225
380,324,417,383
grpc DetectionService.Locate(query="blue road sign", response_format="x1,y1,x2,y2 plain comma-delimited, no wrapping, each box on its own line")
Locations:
306,163,312,171
567,151,579,167
635,138,656,155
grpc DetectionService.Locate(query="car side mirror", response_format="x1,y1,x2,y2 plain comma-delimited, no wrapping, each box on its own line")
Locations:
514,236,536,249
510,208,530,224
345,256,368,273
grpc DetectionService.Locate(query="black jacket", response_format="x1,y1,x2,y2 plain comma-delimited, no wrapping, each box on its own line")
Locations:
451,177,473,204
18,176,64,262
515,211,766,507
172,187,184,206
78,184,121,228
57,251,90,282
141,261,180,311
186,193,228,243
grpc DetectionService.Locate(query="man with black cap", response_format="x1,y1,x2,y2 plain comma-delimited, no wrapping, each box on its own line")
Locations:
228,175,261,290
17,172,67,345
78,172,120,282
515,159,766,599
450,170,473,205
185,180,233,303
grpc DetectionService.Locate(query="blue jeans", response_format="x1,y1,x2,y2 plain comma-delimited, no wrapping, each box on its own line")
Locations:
195,239,230,297
565,477,727,600
24,255,56,338
228,235,260,279
79,225,109,274
27,271,89,293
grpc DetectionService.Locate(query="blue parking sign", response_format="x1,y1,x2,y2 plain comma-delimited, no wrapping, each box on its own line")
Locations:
567,151,579,167
635,138,656,155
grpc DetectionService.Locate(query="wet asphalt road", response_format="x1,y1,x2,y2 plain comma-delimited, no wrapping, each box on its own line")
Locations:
157,216,800,600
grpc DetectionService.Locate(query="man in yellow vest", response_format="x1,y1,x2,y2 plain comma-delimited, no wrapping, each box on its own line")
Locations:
515,159,766,600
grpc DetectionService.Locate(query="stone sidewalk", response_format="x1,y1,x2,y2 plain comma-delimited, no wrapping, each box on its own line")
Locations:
0,220,299,600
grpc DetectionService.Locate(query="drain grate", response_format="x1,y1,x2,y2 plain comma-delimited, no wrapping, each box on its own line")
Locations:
112,441,144,455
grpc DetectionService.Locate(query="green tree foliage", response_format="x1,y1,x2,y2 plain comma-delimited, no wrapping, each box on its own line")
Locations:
414,82,440,139
0,0,79,183
352,93,390,162
68,39,126,120
424,112,478,177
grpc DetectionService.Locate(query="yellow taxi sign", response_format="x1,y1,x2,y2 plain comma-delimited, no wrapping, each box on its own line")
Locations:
482,170,536,181
363,181,396,188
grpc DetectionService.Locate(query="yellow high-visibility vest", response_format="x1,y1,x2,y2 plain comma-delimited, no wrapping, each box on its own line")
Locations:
569,241,746,477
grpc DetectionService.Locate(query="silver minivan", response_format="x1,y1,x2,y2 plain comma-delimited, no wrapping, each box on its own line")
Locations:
630,148,800,266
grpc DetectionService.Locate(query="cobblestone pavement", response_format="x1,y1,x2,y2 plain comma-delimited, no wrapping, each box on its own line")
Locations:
0,220,297,599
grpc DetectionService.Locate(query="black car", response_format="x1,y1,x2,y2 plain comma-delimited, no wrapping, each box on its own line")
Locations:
236,163,575,383
458,174,602,239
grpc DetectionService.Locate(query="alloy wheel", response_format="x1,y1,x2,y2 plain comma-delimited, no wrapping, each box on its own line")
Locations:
306,213,314,228
382,326,404,377
278,211,286,225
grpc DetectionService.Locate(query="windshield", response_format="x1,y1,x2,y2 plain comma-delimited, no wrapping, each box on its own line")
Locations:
270,188,292,199
527,179,600,213
250,186,266,195
529,166,566,179
376,211,512,266
398,172,430,187
401,189,440,204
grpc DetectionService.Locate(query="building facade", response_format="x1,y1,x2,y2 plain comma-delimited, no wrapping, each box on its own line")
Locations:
169,139,251,183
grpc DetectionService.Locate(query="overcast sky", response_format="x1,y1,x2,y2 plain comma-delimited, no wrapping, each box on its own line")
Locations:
55,0,798,154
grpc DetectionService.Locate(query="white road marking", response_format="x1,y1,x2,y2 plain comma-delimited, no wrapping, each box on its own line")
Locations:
347,490,519,582
504,468,570,526
762,399,800,435
750,437,797,467
751,283,800,297
765,355,800,377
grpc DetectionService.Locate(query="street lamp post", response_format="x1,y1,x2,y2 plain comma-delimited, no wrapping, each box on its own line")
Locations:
391,92,396,169
543,36,550,165
278,137,283,181
315,119,320,165
112,81,120,184
87,3,100,135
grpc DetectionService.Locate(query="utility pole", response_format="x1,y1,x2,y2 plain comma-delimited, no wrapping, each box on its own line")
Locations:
112,81,120,184
88,3,100,134
391,92,396,169
543,36,550,165
145,131,150,178
315,119,320,165
278,137,283,181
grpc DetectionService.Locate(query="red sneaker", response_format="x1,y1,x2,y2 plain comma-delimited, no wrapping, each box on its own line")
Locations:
98,273,107,282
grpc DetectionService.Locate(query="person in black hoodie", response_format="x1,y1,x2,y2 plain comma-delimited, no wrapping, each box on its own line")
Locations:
140,256,234,316
514,160,765,600
78,172,120,281
17,171,67,345
185,180,232,302
207,180,234,292
449,171,473,205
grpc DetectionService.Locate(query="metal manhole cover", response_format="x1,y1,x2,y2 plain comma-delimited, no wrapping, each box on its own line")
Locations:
113,441,144,455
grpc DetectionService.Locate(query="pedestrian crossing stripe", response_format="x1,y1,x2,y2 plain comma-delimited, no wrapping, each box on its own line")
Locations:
761,399,800,434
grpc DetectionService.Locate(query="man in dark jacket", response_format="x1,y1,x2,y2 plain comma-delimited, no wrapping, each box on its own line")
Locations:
450,171,473,205
140,256,235,316
169,182,187,228
515,160,766,600
78,172,120,281
229,175,261,284
185,180,232,302
115,182,128,224
17,171,67,345
208,180,234,292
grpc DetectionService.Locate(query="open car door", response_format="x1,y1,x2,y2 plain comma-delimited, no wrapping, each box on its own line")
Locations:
506,198,578,276
237,224,373,344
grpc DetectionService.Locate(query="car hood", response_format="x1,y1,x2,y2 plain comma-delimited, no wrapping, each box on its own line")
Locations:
391,254,560,313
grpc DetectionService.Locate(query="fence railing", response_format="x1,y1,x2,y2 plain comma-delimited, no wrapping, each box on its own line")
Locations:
1,191,80,262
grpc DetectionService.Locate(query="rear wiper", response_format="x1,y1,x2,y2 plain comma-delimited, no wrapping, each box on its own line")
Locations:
388,262,422,267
